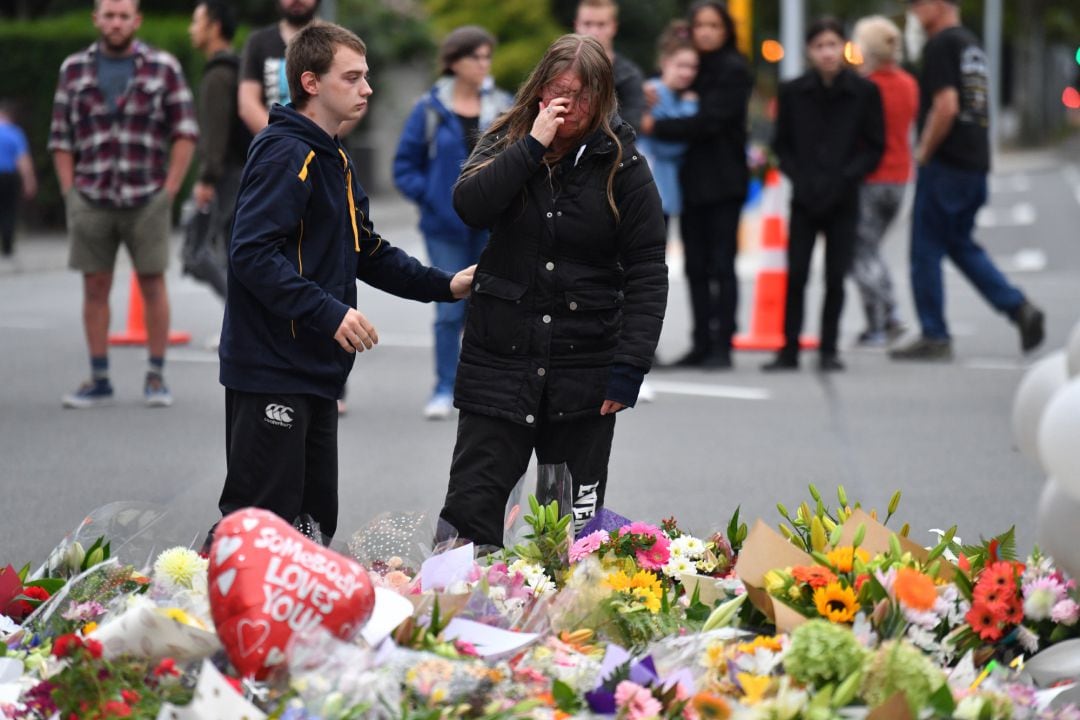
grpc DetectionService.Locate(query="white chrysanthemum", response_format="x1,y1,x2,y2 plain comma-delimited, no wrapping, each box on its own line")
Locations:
663,557,694,578
670,535,706,560
1016,625,1040,654
681,536,706,558
153,547,208,590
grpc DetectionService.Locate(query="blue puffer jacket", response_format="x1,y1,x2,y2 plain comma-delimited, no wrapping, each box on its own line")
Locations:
393,76,512,238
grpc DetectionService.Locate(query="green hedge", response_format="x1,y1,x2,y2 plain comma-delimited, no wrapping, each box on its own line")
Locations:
0,12,246,228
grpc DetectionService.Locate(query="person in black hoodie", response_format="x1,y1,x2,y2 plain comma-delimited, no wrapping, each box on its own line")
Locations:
213,23,474,545
437,34,668,548
762,17,884,373
643,1,751,369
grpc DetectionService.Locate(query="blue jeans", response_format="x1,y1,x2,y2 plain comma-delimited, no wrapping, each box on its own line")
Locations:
910,160,1024,340
425,229,487,396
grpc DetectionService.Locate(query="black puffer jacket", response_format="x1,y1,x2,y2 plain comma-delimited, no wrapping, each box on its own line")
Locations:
452,118,668,426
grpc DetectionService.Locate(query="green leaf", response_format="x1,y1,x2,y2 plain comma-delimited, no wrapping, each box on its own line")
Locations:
552,679,582,712
16,563,30,583
994,527,1018,562
927,682,956,717
727,506,742,545
25,578,64,594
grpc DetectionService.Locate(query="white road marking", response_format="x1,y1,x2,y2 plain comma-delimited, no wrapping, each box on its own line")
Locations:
989,174,1031,193
997,248,1048,273
976,202,1037,228
647,380,771,401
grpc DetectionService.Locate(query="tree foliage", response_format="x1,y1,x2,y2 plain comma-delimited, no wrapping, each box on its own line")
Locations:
423,0,564,90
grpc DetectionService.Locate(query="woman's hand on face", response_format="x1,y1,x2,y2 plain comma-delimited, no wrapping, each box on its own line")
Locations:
529,98,568,148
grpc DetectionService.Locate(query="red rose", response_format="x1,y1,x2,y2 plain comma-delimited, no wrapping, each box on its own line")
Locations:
4,586,51,621
52,633,83,659
152,658,179,677
120,689,140,704
101,700,133,717
84,638,104,659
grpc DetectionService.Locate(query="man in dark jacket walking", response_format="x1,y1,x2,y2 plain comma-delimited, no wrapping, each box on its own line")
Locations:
764,17,884,372
213,24,473,544
186,0,252,301
890,0,1043,361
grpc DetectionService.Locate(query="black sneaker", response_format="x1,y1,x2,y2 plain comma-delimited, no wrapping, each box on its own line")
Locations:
889,337,953,362
1014,301,1045,353
762,353,799,372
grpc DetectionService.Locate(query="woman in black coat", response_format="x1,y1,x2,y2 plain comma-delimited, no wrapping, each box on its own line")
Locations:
644,1,751,369
438,34,668,548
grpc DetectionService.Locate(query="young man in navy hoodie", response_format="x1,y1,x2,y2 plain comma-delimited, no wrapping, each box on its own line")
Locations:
214,22,474,545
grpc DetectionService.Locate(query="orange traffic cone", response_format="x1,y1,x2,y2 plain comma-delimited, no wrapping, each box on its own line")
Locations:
733,169,818,351
108,272,192,346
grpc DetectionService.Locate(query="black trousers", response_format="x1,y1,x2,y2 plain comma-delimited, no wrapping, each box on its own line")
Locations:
782,201,858,357
439,408,616,548
681,199,743,354
219,388,340,539
0,173,19,257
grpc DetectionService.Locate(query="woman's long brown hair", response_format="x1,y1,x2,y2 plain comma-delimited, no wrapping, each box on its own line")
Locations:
460,34,624,221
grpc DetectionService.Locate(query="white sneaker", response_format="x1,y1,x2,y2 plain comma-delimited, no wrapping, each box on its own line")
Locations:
637,380,656,403
423,394,455,420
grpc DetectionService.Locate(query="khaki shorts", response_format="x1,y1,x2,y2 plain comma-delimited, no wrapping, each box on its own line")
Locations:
66,189,172,274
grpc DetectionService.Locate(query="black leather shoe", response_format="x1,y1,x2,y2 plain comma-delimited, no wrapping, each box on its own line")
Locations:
660,348,711,369
702,351,733,370
818,355,845,372
761,354,798,372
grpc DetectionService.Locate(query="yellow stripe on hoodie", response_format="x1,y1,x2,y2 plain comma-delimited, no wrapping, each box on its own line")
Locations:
297,150,316,182
338,148,360,251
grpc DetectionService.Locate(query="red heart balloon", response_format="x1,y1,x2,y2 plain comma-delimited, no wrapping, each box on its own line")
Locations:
208,508,375,679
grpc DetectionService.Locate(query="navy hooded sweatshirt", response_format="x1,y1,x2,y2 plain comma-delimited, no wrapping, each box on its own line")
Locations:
220,104,456,399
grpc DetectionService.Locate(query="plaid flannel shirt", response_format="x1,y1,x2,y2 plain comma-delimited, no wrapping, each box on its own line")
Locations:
48,41,199,208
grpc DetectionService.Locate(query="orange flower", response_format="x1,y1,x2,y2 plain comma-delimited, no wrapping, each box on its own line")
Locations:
973,580,1011,608
1002,597,1024,625
813,582,859,623
792,565,837,589
692,691,733,719
981,561,1018,592
826,546,870,573
966,601,1004,641
894,567,937,611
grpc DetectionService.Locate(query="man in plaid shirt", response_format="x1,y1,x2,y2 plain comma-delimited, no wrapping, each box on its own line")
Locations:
50,0,198,409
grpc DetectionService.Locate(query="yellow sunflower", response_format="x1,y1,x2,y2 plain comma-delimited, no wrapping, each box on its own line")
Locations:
604,570,633,592
628,570,663,595
813,582,859,623
825,546,870,573
631,586,662,613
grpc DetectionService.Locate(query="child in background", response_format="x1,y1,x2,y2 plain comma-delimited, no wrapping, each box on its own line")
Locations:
638,21,699,223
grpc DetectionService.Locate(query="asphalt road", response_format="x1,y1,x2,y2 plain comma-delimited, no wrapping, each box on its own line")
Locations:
2,139,1080,567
